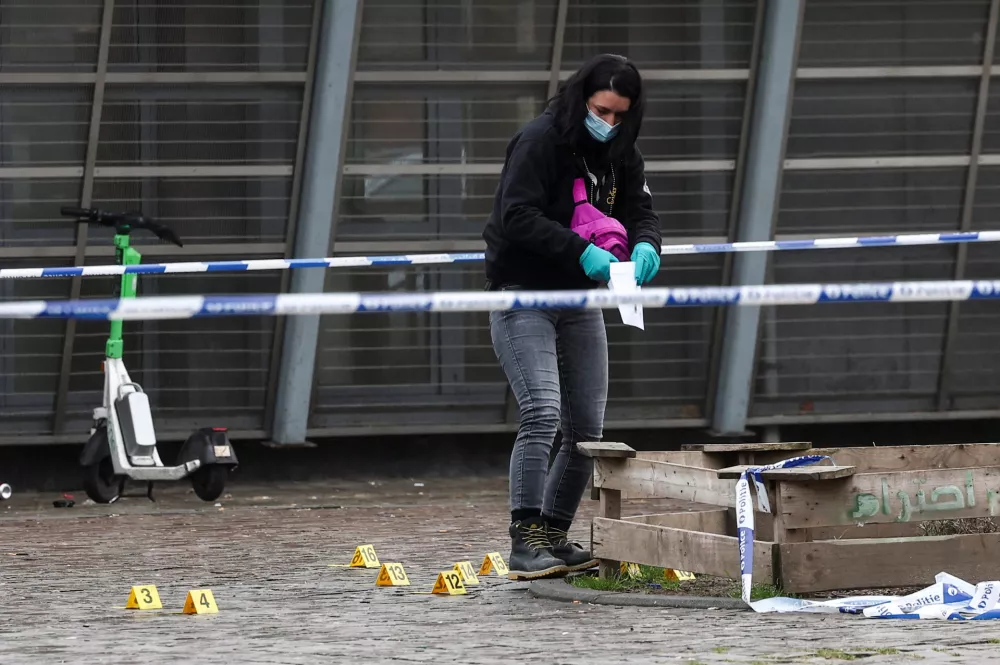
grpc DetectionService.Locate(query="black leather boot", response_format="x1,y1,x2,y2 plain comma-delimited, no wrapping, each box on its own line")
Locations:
507,519,569,580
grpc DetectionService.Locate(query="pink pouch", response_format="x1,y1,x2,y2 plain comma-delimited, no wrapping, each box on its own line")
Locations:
569,178,630,261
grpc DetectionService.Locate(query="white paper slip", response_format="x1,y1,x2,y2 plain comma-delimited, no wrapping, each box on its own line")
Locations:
608,262,644,330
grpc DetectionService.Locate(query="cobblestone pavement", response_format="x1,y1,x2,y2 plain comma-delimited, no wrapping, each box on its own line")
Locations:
1,477,999,664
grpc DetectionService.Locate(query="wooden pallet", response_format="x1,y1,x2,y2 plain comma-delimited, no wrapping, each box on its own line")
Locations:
582,441,1000,592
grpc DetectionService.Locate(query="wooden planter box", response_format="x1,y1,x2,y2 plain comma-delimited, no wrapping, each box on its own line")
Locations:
582,441,1000,593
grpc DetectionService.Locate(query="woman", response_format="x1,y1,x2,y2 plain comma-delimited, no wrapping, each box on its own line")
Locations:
483,54,662,580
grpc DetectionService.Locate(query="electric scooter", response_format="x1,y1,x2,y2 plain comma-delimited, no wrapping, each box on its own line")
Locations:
59,207,239,504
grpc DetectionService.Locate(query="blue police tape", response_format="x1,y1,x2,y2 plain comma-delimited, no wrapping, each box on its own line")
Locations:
5,230,1000,279
3,279,1000,320
733,457,1000,619
4,279,1000,321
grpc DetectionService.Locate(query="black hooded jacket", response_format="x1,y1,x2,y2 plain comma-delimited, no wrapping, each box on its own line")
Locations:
483,108,662,290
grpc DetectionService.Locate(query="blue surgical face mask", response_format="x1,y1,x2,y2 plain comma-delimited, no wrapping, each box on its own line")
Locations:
585,108,620,143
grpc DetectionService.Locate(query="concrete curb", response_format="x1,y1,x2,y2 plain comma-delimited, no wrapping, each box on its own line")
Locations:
529,578,750,610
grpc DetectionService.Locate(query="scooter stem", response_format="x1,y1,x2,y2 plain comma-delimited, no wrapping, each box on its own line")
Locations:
106,233,142,359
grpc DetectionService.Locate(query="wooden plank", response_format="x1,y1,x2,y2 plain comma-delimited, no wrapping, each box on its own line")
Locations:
577,441,636,458
808,522,923,541
809,443,1000,473
598,489,622,579
737,512,920,542
593,517,774,582
594,458,755,510
622,509,728,535
682,441,812,453
600,488,622,520
635,451,727,468
778,465,1000,529
716,465,856,481
773,483,810,544
779,533,1000,593
635,450,801,469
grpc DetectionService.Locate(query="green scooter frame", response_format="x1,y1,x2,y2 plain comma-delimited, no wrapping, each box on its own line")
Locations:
61,207,239,504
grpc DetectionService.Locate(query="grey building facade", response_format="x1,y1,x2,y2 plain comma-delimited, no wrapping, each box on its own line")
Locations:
1,0,999,446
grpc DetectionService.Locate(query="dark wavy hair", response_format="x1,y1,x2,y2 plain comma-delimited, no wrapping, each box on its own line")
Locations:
547,53,646,161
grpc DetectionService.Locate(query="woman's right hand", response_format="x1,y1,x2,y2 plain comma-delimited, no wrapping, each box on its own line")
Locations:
579,244,619,282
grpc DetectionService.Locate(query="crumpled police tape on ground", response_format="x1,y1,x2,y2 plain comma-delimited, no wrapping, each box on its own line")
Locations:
735,457,1000,619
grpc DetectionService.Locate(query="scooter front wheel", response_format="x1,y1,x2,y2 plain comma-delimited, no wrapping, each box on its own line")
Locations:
82,428,122,504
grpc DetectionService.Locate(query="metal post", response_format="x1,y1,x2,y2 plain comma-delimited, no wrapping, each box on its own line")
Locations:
704,0,764,421
936,0,1000,410
547,0,569,99
263,0,324,434
269,0,363,446
51,0,116,435
709,0,805,438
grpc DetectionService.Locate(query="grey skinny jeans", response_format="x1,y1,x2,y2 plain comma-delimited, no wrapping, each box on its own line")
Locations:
489,297,609,523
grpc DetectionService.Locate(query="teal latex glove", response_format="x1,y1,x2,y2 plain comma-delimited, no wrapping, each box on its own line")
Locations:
579,244,618,282
631,242,661,285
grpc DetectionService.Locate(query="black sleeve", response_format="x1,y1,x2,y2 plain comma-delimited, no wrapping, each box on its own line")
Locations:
623,146,663,251
499,137,591,270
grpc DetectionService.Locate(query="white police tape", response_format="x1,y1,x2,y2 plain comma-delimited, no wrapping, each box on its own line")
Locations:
734,457,1000,619
750,572,1000,620
747,572,976,616
4,279,1000,321
735,455,832,606
5,230,1000,280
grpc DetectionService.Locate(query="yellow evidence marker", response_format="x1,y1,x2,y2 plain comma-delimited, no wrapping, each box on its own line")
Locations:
330,544,381,569
376,563,411,587
125,585,163,610
349,544,380,568
431,570,467,596
620,562,642,579
183,589,219,615
664,569,697,582
453,561,481,586
477,552,509,577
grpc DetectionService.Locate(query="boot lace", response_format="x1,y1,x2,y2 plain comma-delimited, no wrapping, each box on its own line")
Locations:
547,526,576,547
522,524,552,551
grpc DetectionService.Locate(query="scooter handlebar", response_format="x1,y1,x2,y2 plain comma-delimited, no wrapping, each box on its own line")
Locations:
58,206,183,247
60,206,92,218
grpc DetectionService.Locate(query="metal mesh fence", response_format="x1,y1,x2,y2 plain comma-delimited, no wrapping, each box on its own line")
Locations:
799,0,991,67
751,0,995,423
786,79,979,158
0,87,92,166
562,0,757,69
2,0,1000,441
108,0,313,72
0,178,84,248
310,254,721,430
357,0,560,71
0,1,104,72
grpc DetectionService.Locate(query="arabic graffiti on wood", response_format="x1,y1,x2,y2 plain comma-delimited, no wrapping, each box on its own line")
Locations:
848,471,990,523
776,466,1000,529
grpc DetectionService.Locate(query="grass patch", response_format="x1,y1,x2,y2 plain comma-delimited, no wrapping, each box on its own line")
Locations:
569,565,681,592
569,566,789,601
871,648,900,655
932,648,962,657
727,582,791,601
814,649,858,661
988,638,1000,645
712,646,730,654
920,517,1000,536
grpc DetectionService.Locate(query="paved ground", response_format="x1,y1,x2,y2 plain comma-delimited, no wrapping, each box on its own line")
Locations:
1,477,999,664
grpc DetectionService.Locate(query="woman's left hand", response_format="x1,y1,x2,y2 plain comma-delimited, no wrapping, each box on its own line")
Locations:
631,242,661,285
